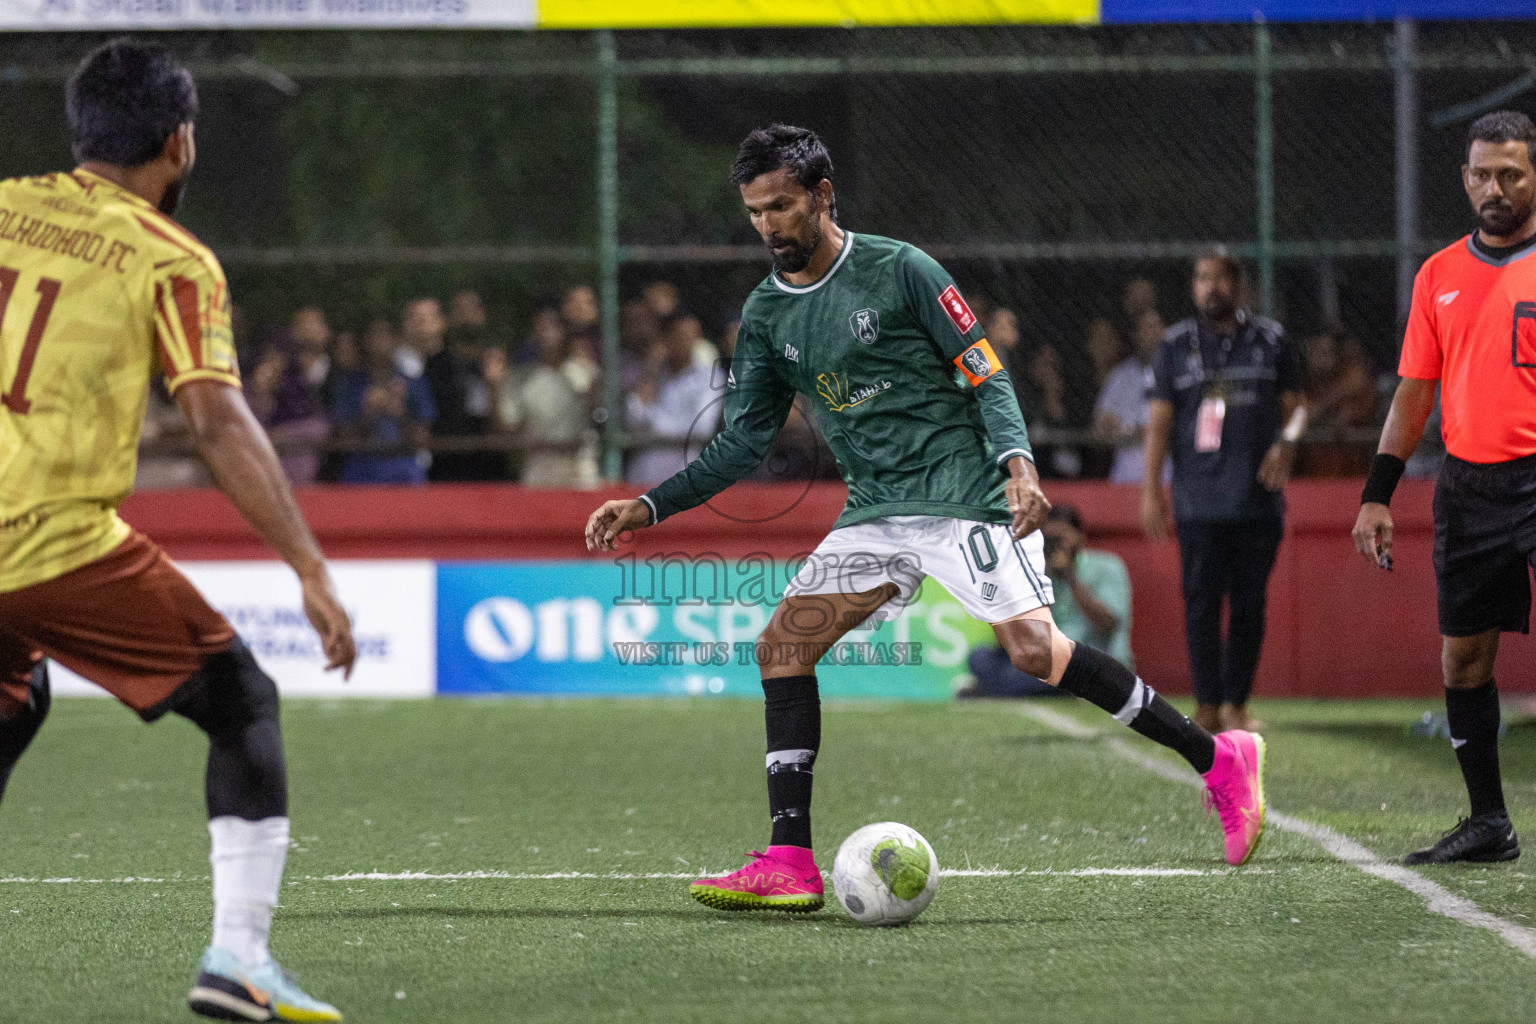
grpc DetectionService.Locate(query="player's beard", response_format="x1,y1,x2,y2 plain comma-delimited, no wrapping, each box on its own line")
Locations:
158,171,189,216
768,217,822,275
1477,197,1531,240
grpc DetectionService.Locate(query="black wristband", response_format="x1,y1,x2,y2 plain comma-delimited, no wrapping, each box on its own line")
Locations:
1361,453,1406,507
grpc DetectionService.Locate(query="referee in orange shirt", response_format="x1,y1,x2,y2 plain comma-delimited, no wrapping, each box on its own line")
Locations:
1353,111,1536,865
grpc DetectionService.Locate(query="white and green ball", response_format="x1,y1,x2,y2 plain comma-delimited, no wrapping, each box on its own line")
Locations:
831,822,940,926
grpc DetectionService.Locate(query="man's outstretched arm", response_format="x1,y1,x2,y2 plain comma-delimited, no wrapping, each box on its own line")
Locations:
174,379,357,676
587,319,795,551
586,380,793,551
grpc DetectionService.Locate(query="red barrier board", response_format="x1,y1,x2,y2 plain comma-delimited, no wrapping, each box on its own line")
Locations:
118,479,1536,698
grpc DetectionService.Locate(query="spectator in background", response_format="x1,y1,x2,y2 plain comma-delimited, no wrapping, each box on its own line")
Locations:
1020,344,1083,479
985,306,1027,381
1081,317,1126,478
330,318,436,485
320,326,359,409
562,284,602,364
291,306,331,392
447,290,488,349
244,333,329,486
1123,277,1158,331
517,303,601,400
515,304,562,366
641,280,681,326
316,327,360,482
1094,308,1166,484
1086,317,1125,395
673,313,720,369
424,290,501,482
488,313,590,487
397,297,445,378
625,313,720,486
960,503,1133,697
620,297,662,391
1142,251,1305,733
1297,328,1376,477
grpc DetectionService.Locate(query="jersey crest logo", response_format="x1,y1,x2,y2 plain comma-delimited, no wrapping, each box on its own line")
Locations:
849,308,880,345
938,285,977,334
785,343,800,363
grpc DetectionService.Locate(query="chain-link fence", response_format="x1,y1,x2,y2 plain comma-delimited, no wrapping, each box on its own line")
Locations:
0,21,1529,483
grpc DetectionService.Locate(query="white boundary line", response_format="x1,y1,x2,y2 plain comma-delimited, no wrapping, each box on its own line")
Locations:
0,866,1244,885
1015,702,1536,960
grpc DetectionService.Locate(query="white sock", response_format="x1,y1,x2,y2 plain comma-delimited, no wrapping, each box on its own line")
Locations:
209,815,290,970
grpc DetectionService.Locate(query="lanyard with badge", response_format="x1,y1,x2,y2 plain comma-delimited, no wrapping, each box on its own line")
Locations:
1193,331,1233,454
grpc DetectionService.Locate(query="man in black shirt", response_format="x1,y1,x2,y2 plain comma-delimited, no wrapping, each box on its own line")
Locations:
425,291,502,482
1142,251,1306,733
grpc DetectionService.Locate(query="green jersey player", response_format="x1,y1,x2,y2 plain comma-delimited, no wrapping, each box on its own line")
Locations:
584,125,1266,911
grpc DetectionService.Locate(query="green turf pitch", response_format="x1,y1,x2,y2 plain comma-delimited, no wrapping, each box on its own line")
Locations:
2,696,1534,1023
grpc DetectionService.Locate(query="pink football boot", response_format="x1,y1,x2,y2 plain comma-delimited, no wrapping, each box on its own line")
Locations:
689,846,825,913
1203,730,1267,866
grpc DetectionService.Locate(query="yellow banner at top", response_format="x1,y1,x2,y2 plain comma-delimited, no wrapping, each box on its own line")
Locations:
537,0,1098,28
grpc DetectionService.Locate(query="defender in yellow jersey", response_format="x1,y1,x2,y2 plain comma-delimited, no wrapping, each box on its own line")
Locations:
0,41,354,1022
0,168,239,591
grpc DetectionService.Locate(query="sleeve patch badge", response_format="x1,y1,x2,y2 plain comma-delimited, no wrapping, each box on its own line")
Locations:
938,285,978,334
954,338,1003,386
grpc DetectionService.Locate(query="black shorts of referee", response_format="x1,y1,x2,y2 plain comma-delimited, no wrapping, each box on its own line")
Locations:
1435,451,1536,636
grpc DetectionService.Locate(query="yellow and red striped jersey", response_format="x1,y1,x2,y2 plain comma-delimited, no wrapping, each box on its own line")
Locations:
0,169,238,592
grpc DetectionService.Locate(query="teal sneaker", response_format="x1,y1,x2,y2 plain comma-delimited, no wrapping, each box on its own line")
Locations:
188,946,342,1022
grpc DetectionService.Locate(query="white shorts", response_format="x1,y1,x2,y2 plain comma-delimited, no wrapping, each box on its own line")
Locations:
782,515,1054,626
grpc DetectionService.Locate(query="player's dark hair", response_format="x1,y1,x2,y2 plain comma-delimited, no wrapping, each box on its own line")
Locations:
1467,110,1536,164
731,124,837,218
67,38,197,167
1193,245,1243,286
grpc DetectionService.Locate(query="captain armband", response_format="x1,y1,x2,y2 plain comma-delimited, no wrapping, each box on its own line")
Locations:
953,338,1004,387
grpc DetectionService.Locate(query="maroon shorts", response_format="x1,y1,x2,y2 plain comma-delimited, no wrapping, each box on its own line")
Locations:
0,529,235,721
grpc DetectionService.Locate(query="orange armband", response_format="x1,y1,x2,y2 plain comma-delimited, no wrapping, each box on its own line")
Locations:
953,338,1003,386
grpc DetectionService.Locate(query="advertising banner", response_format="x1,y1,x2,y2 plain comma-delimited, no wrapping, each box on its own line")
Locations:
0,0,1504,30
435,558,995,700
50,560,436,700
47,556,1002,702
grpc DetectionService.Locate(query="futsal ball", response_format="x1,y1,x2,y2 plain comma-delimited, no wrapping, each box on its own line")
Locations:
831,822,940,926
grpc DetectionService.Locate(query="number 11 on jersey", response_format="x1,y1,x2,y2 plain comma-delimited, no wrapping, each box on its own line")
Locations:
0,267,63,415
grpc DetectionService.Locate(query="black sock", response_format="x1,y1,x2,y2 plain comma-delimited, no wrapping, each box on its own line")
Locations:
763,674,820,848
1445,680,1506,818
1057,643,1216,774
0,663,50,805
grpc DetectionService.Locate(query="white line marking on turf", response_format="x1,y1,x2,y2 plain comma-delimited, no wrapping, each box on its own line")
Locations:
0,866,1243,885
319,867,1233,881
1014,702,1536,960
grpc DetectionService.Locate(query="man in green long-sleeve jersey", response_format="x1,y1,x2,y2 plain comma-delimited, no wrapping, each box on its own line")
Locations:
584,125,1265,911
